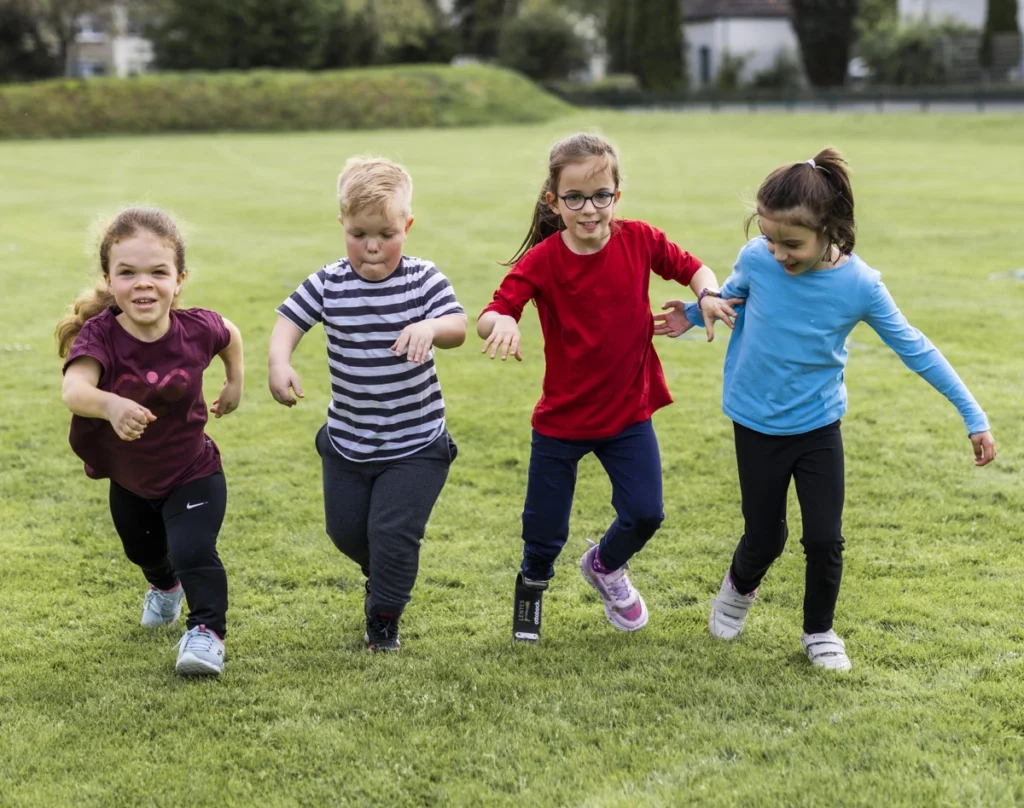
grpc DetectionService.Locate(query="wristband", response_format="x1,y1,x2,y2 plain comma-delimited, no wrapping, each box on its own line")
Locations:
697,288,720,305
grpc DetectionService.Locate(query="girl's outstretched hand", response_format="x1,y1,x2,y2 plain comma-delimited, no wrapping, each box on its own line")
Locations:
653,300,695,338
211,378,243,418
970,431,996,466
482,316,522,361
698,296,744,342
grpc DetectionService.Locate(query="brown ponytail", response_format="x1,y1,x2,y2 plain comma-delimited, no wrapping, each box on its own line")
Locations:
746,146,856,257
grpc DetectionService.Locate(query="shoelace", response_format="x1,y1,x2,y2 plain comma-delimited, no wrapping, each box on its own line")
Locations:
144,589,172,614
174,626,217,653
597,565,633,603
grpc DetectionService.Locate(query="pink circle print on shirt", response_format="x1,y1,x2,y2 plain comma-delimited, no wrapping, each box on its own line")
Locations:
113,369,191,416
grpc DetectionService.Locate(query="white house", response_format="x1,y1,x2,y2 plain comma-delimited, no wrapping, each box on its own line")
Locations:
684,0,799,88
73,4,153,77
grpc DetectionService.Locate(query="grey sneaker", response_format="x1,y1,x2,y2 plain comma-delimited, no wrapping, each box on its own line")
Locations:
141,584,184,628
801,630,852,671
709,573,756,640
174,625,225,676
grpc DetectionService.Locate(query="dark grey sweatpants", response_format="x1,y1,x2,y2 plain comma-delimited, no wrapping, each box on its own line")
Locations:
316,425,456,617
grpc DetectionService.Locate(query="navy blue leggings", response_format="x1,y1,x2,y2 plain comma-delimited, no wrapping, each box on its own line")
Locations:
520,419,664,582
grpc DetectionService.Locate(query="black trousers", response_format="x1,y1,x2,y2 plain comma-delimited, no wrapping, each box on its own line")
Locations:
729,421,845,634
317,426,455,618
109,471,228,637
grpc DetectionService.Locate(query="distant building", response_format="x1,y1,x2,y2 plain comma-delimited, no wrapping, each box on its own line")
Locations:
898,0,1024,79
72,4,153,78
684,0,800,88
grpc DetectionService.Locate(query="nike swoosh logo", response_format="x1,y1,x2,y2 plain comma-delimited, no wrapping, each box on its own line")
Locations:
186,501,208,510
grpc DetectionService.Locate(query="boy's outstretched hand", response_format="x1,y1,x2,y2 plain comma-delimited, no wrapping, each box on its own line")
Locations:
970,431,996,466
269,363,304,407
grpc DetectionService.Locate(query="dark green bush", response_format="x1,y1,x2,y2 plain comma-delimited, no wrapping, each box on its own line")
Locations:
0,64,571,139
496,9,587,81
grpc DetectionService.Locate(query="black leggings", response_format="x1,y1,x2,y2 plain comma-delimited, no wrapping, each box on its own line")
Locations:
729,421,845,634
109,471,228,637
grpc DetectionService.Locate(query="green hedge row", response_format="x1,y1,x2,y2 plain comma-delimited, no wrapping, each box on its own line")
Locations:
0,64,572,139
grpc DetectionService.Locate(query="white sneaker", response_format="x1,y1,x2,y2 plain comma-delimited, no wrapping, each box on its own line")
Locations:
141,584,184,628
174,625,225,676
708,573,756,640
801,630,852,671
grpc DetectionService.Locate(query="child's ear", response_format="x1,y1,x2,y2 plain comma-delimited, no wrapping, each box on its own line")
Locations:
405,216,414,234
337,215,344,226
544,190,559,213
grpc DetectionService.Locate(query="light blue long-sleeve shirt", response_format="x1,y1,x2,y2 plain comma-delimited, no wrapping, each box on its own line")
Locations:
686,237,989,436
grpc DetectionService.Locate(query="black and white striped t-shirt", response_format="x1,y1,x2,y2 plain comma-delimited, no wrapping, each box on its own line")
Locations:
277,256,465,462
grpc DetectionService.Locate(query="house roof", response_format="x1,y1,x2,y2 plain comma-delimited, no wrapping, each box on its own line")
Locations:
684,0,791,23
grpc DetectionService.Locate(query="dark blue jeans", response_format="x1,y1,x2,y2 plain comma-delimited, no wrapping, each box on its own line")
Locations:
521,419,664,582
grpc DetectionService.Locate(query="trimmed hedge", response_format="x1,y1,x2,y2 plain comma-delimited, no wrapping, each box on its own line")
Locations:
0,64,572,139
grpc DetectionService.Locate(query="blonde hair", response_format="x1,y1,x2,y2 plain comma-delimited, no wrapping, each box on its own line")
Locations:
56,207,187,359
336,156,413,220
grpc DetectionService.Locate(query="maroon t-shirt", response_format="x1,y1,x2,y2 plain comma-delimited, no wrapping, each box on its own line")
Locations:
63,307,231,499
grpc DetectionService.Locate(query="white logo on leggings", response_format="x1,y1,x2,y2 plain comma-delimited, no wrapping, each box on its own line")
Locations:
186,501,208,510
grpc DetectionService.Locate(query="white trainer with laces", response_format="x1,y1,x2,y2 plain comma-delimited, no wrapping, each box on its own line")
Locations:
801,630,852,671
579,539,648,632
141,584,184,628
174,625,225,676
708,573,756,640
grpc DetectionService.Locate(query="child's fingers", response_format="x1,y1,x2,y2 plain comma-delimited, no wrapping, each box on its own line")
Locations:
290,374,304,399
502,334,521,361
704,321,715,342
661,299,683,311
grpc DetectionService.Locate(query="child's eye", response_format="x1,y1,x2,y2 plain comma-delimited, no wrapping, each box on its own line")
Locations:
594,192,615,205
564,194,584,205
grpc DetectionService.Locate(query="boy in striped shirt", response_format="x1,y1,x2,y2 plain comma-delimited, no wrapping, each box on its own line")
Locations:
269,156,467,652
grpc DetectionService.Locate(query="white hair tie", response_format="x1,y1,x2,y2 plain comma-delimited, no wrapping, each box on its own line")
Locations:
806,159,817,169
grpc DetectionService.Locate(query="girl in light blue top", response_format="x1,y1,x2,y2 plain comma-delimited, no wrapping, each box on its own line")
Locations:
657,147,997,672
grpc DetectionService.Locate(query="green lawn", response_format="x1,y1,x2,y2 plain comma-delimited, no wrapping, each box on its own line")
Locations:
1,112,1022,807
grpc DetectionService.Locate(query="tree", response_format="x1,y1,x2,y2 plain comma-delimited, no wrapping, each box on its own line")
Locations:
980,0,1020,68
148,0,325,70
497,7,586,80
790,0,860,87
455,0,519,58
603,0,684,90
856,0,896,33
0,0,59,81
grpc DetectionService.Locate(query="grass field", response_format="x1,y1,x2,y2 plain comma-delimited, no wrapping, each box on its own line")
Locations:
1,112,1023,807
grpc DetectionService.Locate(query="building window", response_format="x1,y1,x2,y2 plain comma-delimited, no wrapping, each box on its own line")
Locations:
700,46,711,86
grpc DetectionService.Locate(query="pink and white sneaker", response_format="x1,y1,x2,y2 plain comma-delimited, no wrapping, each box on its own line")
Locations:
579,539,648,631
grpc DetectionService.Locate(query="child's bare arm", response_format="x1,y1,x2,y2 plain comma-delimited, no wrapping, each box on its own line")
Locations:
211,318,244,418
268,315,306,406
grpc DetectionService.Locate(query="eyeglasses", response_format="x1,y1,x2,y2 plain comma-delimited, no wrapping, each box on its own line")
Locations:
558,191,616,211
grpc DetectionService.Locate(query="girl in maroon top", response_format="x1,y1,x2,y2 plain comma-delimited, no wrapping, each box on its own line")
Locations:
478,133,737,644
57,207,244,677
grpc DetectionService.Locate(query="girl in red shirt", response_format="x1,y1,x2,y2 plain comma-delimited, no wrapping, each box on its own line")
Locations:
478,132,736,643
57,207,244,676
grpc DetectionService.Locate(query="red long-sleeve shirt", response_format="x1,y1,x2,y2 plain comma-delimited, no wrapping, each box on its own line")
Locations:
481,219,702,440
